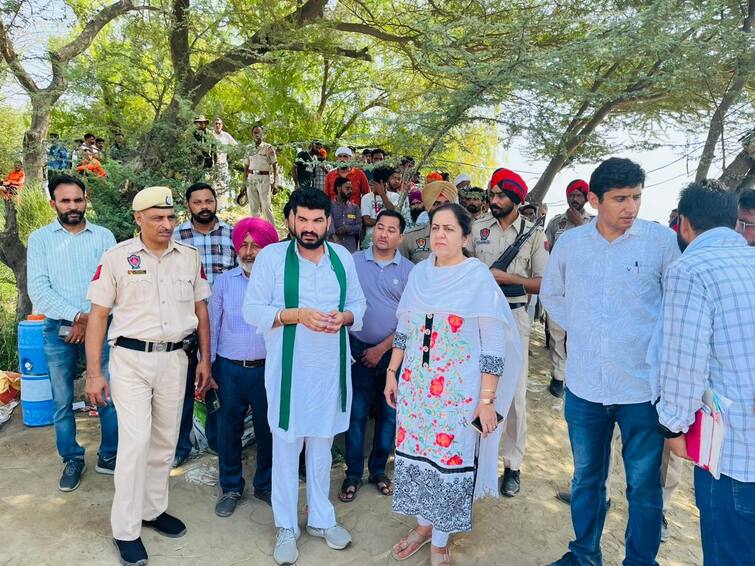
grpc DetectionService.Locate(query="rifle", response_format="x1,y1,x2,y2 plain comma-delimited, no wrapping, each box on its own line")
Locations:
490,215,544,298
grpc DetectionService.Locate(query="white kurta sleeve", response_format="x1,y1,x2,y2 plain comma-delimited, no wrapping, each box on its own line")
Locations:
243,247,280,333
478,316,506,376
342,251,366,332
540,240,568,330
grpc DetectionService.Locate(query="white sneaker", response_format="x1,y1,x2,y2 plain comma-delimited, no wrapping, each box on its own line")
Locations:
274,528,299,565
306,524,352,550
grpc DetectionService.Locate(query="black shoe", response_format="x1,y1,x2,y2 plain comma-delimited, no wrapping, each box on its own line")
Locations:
113,537,148,566
253,490,272,506
556,489,611,509
96,456,116,475
59,459,86,492
172,453,189,469
546,552,581,566
500,468,520,497
555,489,571,505
215,492,242,517
549,378,565,398
142,512,186,538
661,513,669,542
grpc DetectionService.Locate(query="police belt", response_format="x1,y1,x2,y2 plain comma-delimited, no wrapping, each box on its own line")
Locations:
115,337,186,353
249,170,270,175
230,358,265,368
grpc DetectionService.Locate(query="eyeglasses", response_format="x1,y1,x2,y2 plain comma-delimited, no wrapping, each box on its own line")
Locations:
736,219,755,231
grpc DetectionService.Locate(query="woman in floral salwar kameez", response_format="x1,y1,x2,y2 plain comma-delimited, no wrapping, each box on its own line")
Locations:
385,204,522,566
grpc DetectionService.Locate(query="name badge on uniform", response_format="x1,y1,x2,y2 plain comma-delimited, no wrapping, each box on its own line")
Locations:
416,238,427,251
127,254,147,275
347,214,357,219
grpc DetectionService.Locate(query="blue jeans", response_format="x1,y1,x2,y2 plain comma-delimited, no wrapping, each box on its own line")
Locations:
564,388,663,566
695,468,755,565
214,356,272,494
175,354,218,459
42,319,118,463
344,336,396,480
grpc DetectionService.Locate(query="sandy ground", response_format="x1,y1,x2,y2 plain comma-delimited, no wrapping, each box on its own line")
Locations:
0,326,702,566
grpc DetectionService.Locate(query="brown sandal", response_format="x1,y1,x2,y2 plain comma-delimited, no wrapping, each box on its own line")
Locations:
430,547,451,566
391,528,431,561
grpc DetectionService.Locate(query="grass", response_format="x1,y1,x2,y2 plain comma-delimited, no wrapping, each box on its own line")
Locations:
0,263,18,372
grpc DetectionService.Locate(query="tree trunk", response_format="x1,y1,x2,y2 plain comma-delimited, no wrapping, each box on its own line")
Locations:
0,200,31,321
719,145,755,191
23,95,53,183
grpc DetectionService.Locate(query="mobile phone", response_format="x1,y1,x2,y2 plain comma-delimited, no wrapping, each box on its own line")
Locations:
204,388,221,414
471,411,504,434
58,322,72,338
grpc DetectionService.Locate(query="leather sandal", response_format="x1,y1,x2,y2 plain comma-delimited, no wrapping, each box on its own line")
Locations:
430,547,451,566
391,528,431,561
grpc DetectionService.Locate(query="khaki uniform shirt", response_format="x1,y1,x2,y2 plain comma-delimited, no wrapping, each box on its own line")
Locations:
468,215,549,304
87,237,212,342
399,223,432,264
244,141,277,174
545,209,594,247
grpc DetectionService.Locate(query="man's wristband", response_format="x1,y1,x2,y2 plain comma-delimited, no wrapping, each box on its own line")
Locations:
657,424,683,439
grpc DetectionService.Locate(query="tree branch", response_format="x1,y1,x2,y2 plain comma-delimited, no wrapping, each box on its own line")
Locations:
0,20,39,93
331,21,418,45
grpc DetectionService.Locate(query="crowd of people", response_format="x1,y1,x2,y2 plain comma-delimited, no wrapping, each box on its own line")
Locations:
24,148,755,566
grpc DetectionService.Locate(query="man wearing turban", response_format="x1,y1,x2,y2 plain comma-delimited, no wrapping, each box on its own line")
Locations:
212,217,280,518
399,180,458,263
467,168,549,498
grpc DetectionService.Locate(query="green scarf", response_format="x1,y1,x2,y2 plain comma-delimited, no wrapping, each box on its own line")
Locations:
280,240,348,430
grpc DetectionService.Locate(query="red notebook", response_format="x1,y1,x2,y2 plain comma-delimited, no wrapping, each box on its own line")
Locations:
684,389,727,479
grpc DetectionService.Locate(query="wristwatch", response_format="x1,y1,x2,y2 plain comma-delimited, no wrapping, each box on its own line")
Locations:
656,423,683,439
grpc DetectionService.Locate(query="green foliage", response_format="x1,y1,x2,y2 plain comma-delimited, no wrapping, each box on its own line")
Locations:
0,263,17,371
15,185,56,245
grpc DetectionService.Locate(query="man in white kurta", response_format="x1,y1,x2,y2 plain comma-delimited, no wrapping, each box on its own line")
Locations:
243,189,366,565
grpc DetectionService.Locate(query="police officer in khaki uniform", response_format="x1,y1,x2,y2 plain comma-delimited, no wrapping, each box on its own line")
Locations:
399,181,458,263
543,179,594,398
468,168,548,498
243,124,279,224
84,186,212,566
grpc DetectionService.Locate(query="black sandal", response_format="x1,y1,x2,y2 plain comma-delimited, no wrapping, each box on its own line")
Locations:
369,473,394,496
338,477,362,502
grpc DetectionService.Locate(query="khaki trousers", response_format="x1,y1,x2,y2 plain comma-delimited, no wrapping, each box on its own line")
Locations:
246,174,275,224
547,315,567,382
109,346,188,541
502,306,531,471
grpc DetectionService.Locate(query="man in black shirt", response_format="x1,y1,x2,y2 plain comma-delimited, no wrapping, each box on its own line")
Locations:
292,141,324,190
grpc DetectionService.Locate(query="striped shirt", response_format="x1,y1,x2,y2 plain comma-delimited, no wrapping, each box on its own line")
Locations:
209,266,266,362
27,219,116,321
657,227,755,482
173,219,236,285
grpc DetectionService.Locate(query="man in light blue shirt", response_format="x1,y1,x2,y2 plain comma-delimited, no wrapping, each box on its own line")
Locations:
657,182,755,566
541,158,680,566
27,174,118,492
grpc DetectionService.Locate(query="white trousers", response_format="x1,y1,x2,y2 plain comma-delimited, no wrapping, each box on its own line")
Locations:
502,306,531,471
109,347,187,540
547,315,567,382
272,436,336,535
246,174,274,224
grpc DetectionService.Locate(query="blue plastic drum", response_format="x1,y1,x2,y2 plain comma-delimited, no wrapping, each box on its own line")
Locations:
17,319,48,375
21,374,54,427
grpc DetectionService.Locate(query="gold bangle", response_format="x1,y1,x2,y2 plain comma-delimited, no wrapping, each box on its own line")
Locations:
387,368,397,374
482,388,496,393
296,308,301,324
480,398,496,404
275,309,283,326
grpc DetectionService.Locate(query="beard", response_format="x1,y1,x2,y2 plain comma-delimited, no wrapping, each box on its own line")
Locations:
295,230,327,250
569,201,585,212
410,208,423,222
465,203,480,215
238,258,253,273
191,209,216,225
676,231,689,253
490,202,515,219
58,210,84,226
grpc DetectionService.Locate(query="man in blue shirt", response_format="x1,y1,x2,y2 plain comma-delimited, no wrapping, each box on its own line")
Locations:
340,210,414,502
541,158,680,566
657,182,755,566
27,174,118,492
211,217,279,517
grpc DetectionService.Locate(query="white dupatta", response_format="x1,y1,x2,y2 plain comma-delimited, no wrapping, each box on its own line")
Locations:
397,254,523,499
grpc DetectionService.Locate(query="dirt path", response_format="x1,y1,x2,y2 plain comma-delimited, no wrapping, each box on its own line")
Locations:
0,326,702,565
